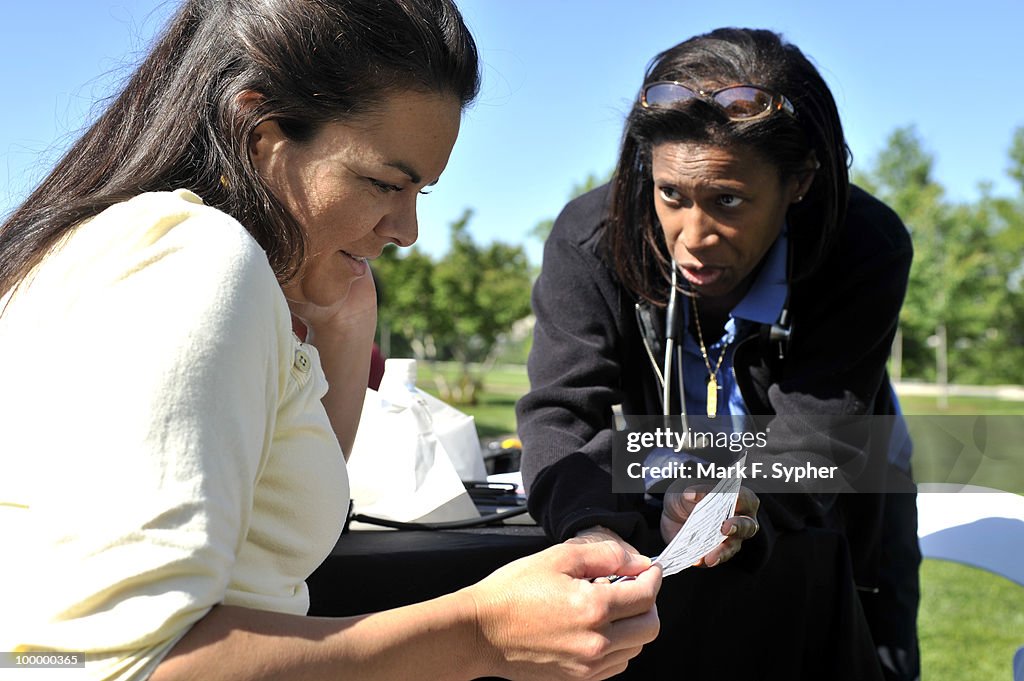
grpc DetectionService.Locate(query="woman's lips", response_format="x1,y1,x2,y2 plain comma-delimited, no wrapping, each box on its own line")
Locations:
679,265,725,287
340,250,369,276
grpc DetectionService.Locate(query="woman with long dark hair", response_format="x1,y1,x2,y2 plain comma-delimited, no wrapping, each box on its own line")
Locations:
519,28,919,680
0,2,661,679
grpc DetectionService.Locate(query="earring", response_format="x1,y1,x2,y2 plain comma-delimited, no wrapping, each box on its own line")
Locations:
219,174,230,189
794,195,803,203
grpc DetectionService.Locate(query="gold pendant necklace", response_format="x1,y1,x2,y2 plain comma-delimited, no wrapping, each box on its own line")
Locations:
691,295,731,418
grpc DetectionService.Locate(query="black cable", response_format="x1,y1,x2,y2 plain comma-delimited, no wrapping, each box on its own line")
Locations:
349,506,531,531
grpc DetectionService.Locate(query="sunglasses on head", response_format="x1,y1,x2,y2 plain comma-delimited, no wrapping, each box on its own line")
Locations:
640,82,795,121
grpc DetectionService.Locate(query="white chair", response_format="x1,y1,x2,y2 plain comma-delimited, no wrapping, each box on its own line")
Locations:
917,485,1024,678
916,484,1024,587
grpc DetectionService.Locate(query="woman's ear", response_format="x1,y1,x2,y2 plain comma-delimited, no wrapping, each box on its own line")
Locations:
248,119,288,178
790,152,820,204
234,90,286,177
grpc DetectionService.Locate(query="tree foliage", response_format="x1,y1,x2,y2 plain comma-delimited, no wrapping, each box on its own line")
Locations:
374,209,533,403
856,125,1024,385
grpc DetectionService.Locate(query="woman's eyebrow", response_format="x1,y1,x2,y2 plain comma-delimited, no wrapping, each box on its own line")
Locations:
385,160,442,188
385,160,422,184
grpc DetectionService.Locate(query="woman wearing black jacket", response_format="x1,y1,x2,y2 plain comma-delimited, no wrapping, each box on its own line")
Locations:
517,28,920,681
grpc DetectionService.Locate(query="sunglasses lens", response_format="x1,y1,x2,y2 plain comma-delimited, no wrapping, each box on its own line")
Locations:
643,83,698,107
643,83,791,120
714,87,773,119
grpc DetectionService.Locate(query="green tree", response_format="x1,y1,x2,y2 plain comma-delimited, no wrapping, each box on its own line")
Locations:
1008,126,1024,190
373,245,440,360
857,126,1017,387
855,127,949,382
432,209,533,403
374,209,534,404
981,126,1024,382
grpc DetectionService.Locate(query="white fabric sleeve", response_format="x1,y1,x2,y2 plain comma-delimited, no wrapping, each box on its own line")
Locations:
0,192,293,679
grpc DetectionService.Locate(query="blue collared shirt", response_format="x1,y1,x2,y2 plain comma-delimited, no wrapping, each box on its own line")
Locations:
679,228,788,419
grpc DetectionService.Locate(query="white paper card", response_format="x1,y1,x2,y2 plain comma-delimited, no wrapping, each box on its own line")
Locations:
653,455,744,577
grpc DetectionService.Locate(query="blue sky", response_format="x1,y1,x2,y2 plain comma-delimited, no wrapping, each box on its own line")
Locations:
3,1,1023,264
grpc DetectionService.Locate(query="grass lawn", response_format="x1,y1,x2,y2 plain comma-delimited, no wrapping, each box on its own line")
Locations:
920,559,1024,680
900,393,1024,415
416,362,524,438
414,362,1024,678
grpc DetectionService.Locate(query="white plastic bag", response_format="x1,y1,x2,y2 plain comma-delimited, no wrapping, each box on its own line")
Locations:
345,359,482,526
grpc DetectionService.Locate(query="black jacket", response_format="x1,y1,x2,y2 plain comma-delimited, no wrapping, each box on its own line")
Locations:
517,183,916,679
519,181,911,556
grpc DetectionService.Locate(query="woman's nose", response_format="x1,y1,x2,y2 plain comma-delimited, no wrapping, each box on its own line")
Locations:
380,197,419,248
676,208,719,253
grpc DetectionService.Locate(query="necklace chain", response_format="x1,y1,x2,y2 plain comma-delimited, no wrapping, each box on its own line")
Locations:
690,295,731,418
690,295,731,375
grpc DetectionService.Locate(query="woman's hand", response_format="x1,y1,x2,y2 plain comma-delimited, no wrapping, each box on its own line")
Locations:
284,266,377,339
281,269,377,457
462,540,662,681
661,486,760,567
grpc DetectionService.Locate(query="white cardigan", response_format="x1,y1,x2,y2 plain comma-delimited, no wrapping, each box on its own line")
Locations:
0,190,349,679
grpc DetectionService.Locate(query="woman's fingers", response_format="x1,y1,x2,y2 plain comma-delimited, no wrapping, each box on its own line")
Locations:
465,540,662,681
558,539,654,581
721,513,760,540
735,486,761,516
701,512,760,567
603,598,661,648
598,562,663,621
